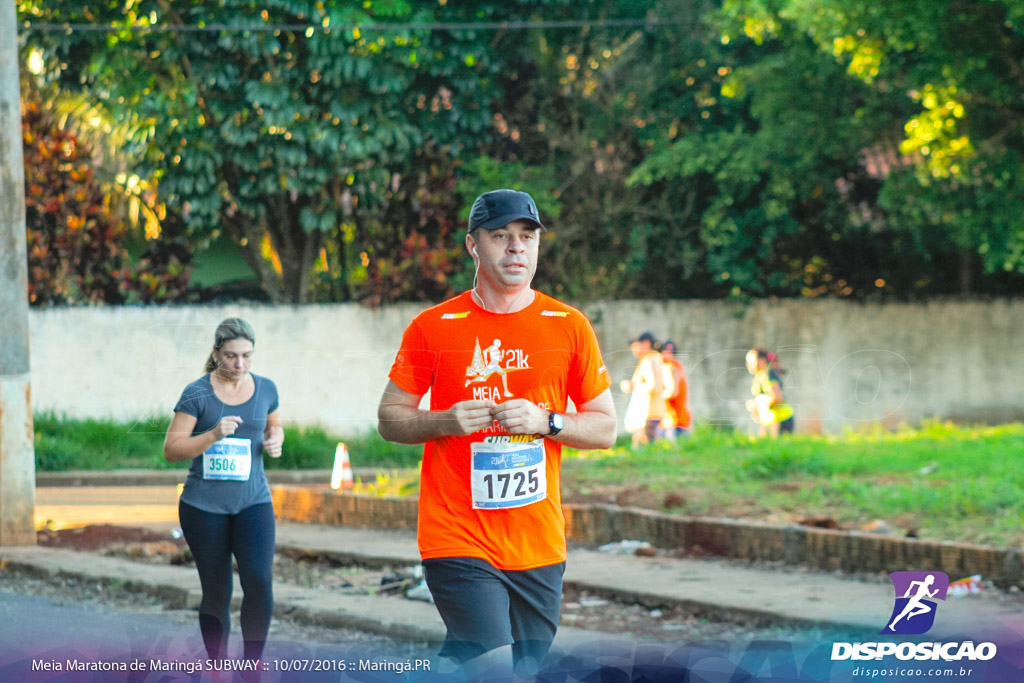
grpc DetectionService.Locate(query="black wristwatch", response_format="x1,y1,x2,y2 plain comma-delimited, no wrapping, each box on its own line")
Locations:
547,412,564,436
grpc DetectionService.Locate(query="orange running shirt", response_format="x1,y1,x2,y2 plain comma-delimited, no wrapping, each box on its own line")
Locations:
666,359,692,429
388,290,611,570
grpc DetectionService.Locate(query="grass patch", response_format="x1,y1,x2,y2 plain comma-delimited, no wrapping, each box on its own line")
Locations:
34,412,1024,546
34,412,179,471
273,425,421,469
33,412,421,471
561,421,1024,547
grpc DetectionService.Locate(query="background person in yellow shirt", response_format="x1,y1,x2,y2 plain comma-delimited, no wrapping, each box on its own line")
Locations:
745,347,795,437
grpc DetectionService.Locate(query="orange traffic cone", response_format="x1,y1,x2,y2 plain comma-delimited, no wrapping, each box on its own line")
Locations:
330,442,354,490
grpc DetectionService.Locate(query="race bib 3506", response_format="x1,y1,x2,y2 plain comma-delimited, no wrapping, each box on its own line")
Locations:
202,437,252,481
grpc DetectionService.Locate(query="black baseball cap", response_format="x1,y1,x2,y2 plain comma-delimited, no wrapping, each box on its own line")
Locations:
468,189,545,232
631,331,657,345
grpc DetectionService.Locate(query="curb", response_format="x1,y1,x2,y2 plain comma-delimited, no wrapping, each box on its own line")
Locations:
268,485,1024,590
0,546,447,643
272,540,872,633
36,469,386,487
34,471,1024,590
0,545,619,648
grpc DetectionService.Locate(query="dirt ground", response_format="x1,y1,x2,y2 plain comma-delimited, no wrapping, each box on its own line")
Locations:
560,482,916,536
34,524,857,644
562,482,783,520
38,524,188,553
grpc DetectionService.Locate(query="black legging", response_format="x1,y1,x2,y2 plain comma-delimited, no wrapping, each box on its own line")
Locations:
179,500,275,661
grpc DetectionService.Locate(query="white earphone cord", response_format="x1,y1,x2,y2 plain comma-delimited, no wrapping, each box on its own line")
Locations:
471,253,529,314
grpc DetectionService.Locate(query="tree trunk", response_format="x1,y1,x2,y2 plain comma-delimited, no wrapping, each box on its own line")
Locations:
277,229,322,304
959,251,973,296
224,214,284,303
225,204,323,304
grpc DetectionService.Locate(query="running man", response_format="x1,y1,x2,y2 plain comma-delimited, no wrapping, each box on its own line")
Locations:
466,338,513,397
888,574,939,631
377,189,617,677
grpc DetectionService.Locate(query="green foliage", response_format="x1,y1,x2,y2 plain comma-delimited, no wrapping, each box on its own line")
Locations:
738,442,831,480
33,412,178,471
22,99,189,305
266,426,422,470
19,0,1024,301
627,12,960,298
21,0,533,304
712,0,1024,293
352,470,421,497
33,411,1024,545
487,0,729,299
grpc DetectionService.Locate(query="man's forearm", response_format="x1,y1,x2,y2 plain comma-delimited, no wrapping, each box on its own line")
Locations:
553,409,617,450
377,403,455,444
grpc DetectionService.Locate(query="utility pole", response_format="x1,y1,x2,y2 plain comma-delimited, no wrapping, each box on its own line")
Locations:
0,1,36,546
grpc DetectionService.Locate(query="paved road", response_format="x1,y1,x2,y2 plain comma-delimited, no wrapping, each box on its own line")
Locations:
19,482,1024,683
0,583,436,682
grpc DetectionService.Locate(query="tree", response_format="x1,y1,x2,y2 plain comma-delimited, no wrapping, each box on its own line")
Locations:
25,0,1024,302
711,0,1024,293
19,0,529,303
451,0,726,300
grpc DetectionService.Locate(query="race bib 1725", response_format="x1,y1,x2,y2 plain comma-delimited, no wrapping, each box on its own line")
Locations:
470,440,547,510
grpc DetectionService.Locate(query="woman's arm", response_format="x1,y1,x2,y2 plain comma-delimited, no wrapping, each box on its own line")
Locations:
262,409,284,458
163,411,241,463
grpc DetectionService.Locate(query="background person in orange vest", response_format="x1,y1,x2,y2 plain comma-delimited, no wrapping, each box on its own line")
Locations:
621,331,671,446
660,340,692,439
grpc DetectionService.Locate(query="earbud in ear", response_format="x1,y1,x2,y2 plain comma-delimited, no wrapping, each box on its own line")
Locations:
472,247,478,257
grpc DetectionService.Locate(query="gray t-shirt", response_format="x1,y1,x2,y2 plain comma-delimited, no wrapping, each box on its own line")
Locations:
174,373,279,514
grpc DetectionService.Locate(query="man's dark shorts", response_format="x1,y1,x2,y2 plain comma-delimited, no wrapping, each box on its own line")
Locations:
423,556,565,670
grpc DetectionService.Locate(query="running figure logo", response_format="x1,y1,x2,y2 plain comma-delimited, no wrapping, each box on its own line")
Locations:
466,337,514,397
881,571,949,635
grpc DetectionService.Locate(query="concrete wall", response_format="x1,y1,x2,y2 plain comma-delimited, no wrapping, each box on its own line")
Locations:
28,298,1024,435
595,298,1024,432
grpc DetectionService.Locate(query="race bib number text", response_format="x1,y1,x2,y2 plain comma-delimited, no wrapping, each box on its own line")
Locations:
470,440,547,510
203,437,252,481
